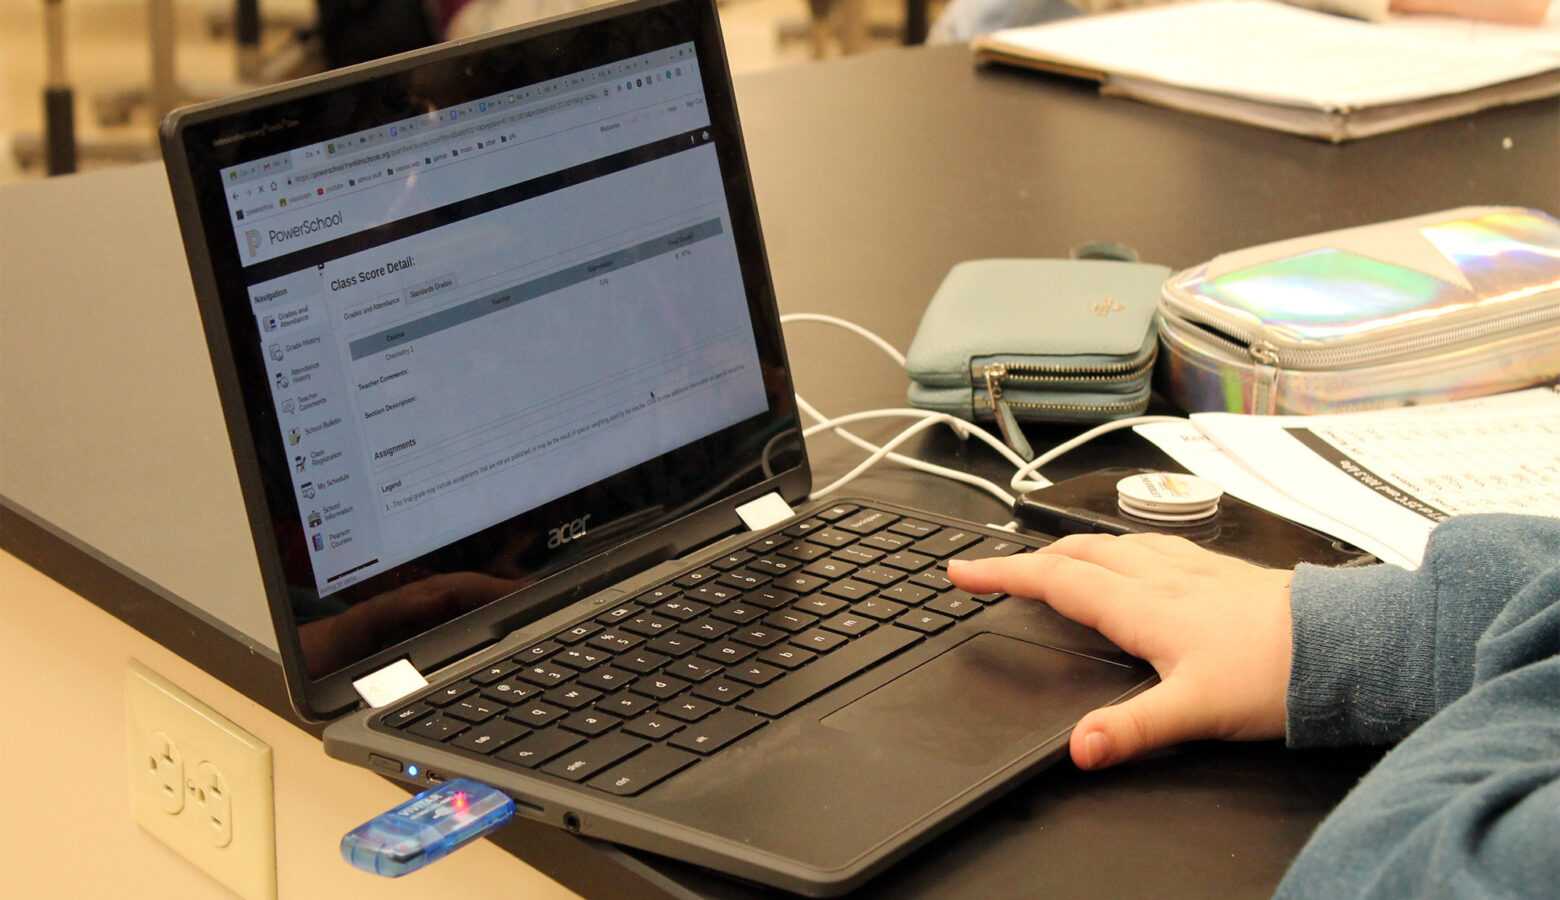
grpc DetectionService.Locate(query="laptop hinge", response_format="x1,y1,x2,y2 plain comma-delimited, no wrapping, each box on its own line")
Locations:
735,492,794,532
352,658,430,708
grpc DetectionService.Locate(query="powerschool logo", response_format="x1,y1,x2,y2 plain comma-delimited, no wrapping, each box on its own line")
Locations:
547,514,591,549
252,210,345,256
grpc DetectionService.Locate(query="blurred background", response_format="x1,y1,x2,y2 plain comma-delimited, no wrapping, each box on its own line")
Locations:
2,0,929,183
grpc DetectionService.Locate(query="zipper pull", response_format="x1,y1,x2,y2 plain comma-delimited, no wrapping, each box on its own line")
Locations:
982,363,1034,461
1248,340,1280,414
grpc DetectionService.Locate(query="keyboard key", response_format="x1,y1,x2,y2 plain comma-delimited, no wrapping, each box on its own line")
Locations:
661,696,720,722
560,710,621,737
710,602,766,624
692,678,753,703
469,660,519,685
910,569,953,591
717,569,769,591
779,541,829,562
711,551,753,571
836,509,898,534
622,614,678,638
656,598,708,621
427,683,476,706
589,746,699,796
836,545,886,567
412,714,466,742
795,595,847,617
880,583,935,605
555,646,609,670
726,660,784,687
730,625,786,648
483,679,541,704
805,528,857,549
765,609,819,632
912,528,982,558
618,650,671,674
646,633,703,657
783,518,827,538
861,532,912,552
820,579,873,601
513,641,562,664
450,719,528,755
960,537,1031,560
446,698,503,724
630,674,689,700
687,583,742,605
665,658,723,682
745,534,789,554
852,597,908,621
881,551,936,572
698,640,756,664
556,622,602,644
821,613,876,637
508,701,569,728
623,715,685,741
496,730,582,768
814,503,858,522
773,572,827,594
517,663,575,687
745,587,798,609
682,619,735,640
889,519,938,538
925,593,982,618
383,703,433,728
577,666,635,691
598,692,657,718
635,585,682,605
740,626,920,717
792,628,847,653
669,710,767,754
673,567,721,589
541,732,649,782
546,684,603,709
759,646,816,669
896,610,955,634
596,603,642,625
587,630,642,653
852,564,902,586
805,558,857,580
748,556,797,576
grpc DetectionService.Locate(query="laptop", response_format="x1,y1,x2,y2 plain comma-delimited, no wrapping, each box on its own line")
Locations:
160,0,1154,892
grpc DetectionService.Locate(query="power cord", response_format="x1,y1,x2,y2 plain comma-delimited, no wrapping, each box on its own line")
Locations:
779,313,1186,511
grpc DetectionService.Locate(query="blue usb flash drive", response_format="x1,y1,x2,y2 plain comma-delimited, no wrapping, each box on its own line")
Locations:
341,778,515,877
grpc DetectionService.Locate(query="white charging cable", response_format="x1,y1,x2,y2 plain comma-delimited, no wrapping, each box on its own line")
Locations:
779,312,1188,509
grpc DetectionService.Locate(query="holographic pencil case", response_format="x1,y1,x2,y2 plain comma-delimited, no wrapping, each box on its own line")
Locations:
1157,206,1560,414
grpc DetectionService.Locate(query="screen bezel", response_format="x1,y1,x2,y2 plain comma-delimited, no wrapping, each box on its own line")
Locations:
161,0,809,721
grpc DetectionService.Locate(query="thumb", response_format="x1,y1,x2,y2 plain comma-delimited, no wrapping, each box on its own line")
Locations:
1068,679,1205,770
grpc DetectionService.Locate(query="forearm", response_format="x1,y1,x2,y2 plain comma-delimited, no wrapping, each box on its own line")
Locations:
1286,514,1560,748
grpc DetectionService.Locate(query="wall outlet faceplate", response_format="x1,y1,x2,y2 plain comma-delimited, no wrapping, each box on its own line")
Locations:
125,660,277,899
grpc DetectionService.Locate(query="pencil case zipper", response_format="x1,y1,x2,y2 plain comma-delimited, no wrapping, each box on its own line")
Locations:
972,359,1155,458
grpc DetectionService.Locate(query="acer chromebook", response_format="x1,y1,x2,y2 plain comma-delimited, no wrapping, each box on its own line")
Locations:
160,0,1153,892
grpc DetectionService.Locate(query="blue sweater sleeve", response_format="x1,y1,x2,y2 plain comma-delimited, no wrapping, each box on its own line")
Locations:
1275,514,1560,899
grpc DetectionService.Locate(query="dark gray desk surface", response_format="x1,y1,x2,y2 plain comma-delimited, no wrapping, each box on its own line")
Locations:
3,43,1557,900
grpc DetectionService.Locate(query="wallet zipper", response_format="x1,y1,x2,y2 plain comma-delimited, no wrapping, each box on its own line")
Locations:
975,359,1155,461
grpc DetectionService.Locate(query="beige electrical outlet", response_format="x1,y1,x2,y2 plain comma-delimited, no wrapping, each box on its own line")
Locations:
126,660,277,900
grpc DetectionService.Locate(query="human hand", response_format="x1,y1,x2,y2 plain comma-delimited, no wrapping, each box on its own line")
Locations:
946,533,1294,770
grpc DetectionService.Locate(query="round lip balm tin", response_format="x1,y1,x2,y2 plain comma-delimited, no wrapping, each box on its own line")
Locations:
1116,472,1222,522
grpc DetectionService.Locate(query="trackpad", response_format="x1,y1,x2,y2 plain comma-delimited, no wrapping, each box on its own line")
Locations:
820,633,1134,766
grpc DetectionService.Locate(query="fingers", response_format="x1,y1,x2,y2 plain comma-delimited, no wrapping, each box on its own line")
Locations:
1069,679,1207,770
947,552,1133,634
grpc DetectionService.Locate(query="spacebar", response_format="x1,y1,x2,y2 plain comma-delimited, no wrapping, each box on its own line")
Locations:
738,626,921,717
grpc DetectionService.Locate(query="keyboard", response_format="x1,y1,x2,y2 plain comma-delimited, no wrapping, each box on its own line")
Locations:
378,503,1034,797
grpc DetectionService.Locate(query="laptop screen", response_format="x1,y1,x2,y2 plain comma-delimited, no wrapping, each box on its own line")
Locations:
164,0,806,714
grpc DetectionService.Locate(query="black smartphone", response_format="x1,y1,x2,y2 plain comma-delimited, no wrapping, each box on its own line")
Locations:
1015,467,1374,569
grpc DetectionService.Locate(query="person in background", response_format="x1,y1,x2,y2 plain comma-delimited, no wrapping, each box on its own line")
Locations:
929,0,1555,45
947,514,1558,898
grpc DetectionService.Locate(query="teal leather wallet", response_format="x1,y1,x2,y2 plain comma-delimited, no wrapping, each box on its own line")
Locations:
905,258,1170,459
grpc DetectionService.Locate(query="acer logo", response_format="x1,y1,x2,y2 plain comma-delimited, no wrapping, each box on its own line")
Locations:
547,514,591,549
